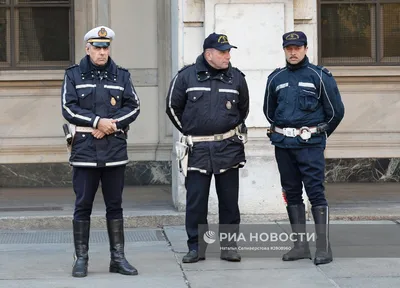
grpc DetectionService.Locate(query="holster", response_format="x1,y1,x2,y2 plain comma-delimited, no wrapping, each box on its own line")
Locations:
62,124,74,154
266,124,275,138
123,125,130,139
236,123,248,144
175,135,190,177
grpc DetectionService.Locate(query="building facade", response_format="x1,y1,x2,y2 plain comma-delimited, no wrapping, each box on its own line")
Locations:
0,0,399,214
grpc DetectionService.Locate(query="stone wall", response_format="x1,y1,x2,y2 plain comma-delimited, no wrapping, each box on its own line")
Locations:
0,161,171,188
0,0,399,191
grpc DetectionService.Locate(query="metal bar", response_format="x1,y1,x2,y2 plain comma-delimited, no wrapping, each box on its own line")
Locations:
321,0,400,3
69,0,74,65
320,1,376,3
317,0,322,64
4,8,11,67
376,2,382,63
9,0,14,67
13,4,70,7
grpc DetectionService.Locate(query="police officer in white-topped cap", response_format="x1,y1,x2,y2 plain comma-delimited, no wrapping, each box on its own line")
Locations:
61,26,140,277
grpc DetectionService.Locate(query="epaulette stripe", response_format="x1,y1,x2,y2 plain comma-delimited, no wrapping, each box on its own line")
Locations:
268,67,283,77
66,64,78,70
117,65,128,71
178,63,194,73
316,65,332,77
234,67,245,76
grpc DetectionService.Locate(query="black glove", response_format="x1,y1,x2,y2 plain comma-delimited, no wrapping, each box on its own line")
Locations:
266,124,275,138
239,123,248,134
317,123,329,134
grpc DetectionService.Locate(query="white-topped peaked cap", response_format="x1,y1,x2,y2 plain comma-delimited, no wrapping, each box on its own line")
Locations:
84,26,115,47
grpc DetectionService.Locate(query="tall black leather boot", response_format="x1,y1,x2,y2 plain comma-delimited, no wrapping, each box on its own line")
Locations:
312,206,333,265
282,204,311,261
107,219,138,275
72,220,90,277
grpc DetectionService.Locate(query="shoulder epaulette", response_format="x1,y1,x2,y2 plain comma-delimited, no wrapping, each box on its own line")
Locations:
316,65,332,77
178,63,194,73
268,67,283,78
117,65,128,72
233,67,245,77
66,64,78,70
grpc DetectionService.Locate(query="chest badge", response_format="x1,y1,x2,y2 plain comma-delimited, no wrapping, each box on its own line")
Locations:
226,101,232,110
111,97,117,106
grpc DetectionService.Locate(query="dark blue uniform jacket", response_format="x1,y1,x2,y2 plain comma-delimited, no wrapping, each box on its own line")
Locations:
263,56,344,148
61,56,140,167
166,54,250,174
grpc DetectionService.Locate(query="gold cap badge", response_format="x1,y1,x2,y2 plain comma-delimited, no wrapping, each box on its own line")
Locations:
226,101,232,110
218,35,229,44
98,28,108,37
286,33,299,40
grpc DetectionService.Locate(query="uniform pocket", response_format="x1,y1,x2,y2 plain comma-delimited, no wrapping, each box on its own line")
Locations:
108,89,123,110
114,131,127,141
298,89,320,111
182,91,205,124
186,91,204,112
224,93,240,116
275,88,287,118
77,88,94,109
270,132,285,143
187,91,204,103
72,132,90,145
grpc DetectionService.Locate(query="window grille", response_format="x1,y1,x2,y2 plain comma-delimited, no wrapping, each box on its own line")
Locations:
319,0,400,65
0,0,73,69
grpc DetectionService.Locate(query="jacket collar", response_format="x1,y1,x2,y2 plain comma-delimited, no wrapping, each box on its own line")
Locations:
79,55,119,80
195,54,233,84
286,55,309,71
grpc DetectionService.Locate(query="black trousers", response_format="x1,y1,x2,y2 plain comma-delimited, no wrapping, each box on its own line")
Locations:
73,165,126,221
275,146,327,207
185,168,240,251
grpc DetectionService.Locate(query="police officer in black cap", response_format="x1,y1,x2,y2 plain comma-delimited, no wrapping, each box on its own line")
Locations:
263,31,345,265
166,32,249,263
61,26,140,277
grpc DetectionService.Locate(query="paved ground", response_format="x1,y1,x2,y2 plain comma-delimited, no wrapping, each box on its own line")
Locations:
1,223,400,288
0,183,400,230
0,183,400,287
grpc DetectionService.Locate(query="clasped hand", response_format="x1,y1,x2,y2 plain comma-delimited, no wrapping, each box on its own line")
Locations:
92,118,118,139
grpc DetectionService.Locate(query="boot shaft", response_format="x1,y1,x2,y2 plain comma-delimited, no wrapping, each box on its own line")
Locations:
73,220,90,258
286,204,307,241
287,204,306,225
311,206,330,252
283,204,311,261
107,219,125,257
106,219,138,275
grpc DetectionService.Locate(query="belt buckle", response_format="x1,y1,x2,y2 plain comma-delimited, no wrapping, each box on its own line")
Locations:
299,126,311,140
283,128,297,137
214,134,223,141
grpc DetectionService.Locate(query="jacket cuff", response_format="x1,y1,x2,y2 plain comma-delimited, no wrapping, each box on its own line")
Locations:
93,116,100,128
